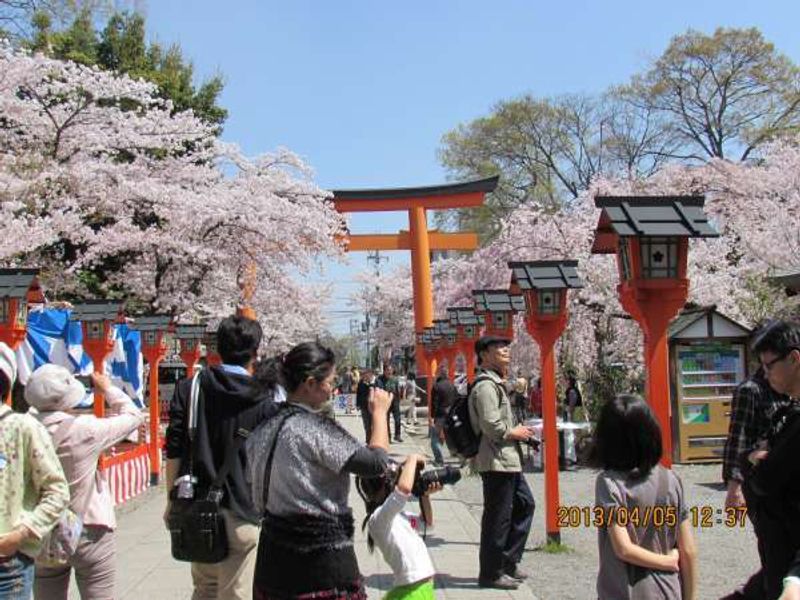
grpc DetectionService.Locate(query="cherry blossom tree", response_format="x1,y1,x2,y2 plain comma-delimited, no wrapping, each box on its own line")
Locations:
1,47,344,344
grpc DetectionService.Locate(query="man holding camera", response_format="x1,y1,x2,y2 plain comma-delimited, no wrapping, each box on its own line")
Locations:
469,336,536,590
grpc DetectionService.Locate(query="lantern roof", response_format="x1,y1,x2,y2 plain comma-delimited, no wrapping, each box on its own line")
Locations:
433,319,457,337
0,268,41,300
472,289,525,314
69,300,123,322
508,260,584,291
447,307,485,327
175,324,207,339
591,196,719,254
769,269,800,296
130,315,173,331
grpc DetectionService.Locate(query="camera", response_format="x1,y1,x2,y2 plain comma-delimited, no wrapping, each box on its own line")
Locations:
410,465,462,497
383,460,462,497
523,436,542,451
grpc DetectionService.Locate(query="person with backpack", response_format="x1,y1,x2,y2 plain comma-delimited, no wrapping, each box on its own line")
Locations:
468,336,536,590
591,394,697,600
0,343,69,600
164,316,278,600
28,365,144,600
430,367,458,466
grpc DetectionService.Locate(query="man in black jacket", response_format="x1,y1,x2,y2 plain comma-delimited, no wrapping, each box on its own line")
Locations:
730,321,800,600
430,366,458,465
165,316,277,600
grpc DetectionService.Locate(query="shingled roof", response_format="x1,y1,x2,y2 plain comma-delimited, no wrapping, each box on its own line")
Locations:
472,290,525,314
592,196,719,254
0,268,40,299
447,307,485,327
508,260,584,290
175,324,207,339
130,315,173,331
69,300,123,322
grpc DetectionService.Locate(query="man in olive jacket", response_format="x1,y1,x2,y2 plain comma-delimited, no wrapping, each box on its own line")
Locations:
468,335,536,590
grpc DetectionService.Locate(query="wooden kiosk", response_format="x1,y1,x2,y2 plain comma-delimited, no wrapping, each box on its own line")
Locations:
669,306,751,463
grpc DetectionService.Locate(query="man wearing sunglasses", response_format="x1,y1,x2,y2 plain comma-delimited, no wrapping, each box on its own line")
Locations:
733,321,800,600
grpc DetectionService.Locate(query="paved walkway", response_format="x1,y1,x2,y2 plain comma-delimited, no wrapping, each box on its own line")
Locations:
69,413,536,599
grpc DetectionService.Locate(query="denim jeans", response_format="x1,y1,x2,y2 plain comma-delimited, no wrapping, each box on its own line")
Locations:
0,553,34,600
429,420,445,465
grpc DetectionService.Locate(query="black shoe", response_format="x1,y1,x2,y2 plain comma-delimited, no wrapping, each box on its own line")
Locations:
506,564,529,581
394,437,403,443
478,575,519,590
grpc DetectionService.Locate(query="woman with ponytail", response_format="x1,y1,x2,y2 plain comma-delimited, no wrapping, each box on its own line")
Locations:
247,341,393,599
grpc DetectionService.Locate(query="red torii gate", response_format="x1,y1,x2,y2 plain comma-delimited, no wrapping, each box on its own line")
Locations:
332,176,498,417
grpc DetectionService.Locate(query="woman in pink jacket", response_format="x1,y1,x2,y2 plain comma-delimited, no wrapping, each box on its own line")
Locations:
26,364,144,600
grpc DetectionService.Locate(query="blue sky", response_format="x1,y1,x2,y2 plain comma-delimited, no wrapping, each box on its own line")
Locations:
145,0,800,334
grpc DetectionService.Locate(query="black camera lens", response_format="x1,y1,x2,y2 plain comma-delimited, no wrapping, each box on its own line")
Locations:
411,466,462,497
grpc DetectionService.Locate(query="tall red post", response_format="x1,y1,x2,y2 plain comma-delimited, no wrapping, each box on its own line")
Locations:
526,308,568,544
82,330,116,418
141,338,167,485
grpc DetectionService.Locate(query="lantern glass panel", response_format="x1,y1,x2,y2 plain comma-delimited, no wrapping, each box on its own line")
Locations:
537,289,561,315
619,238,632,280
0,298,8,324
183,339,196,351
640,237,678,279
493,312,507,328
15,300,27,326
86,321,103,340
464,325,475,338
447,334,457,345
143,331,157,346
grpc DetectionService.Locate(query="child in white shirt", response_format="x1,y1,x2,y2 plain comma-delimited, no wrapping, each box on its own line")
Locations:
357,453,440,600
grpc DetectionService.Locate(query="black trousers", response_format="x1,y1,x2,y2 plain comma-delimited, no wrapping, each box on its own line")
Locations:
479,471,535,580
360,410,371,442
388,400,402,440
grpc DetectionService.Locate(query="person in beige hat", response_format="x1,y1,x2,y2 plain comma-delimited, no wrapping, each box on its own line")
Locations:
27,364,144,600
0,344,69,600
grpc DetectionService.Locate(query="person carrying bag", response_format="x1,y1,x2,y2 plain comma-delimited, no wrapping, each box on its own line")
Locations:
168,369,248,563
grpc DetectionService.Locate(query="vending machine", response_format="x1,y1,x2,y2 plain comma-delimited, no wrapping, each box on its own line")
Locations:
668,308,751,463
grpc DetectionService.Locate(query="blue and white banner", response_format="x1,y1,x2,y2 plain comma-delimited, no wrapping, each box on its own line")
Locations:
16,307,144,408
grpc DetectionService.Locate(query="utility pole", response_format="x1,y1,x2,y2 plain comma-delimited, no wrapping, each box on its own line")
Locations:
364,251,389,369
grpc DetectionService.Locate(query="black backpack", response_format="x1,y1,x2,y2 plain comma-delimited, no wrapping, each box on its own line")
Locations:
444,375,502,458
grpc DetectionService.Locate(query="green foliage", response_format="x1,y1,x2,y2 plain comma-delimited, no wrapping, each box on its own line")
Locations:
439,27,800,241
618,27,800,161
28,9,227,128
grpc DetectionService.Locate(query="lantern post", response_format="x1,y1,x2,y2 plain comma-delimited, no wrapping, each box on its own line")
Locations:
472,289,525,339
0,269,42,404
591,196,719,465
433,319,459,381
70,301,124,417
509,260,584,543
175,324,207,378
447,307,484,383
203,327,222,367
131,315,173,485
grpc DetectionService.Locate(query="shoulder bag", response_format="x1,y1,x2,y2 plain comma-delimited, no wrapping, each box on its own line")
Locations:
167,369,248,564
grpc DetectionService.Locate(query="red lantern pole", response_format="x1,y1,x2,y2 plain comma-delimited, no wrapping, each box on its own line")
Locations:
524,294,569,544
81,324,116,418
138,322,170,486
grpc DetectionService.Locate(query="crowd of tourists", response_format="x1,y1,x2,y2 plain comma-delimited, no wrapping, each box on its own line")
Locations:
1,315,799,599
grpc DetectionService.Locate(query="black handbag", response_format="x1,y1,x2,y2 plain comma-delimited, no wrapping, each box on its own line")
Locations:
167,369,246,564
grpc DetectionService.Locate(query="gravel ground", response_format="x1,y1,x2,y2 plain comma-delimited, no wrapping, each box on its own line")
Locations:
451,454,759,600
